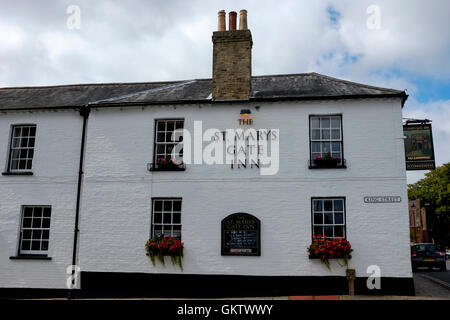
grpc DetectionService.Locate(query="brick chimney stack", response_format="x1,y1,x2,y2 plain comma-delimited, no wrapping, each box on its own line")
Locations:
212,10,252,101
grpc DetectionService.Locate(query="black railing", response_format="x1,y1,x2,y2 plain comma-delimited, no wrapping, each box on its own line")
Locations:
308,158,347,169
147,162,186,172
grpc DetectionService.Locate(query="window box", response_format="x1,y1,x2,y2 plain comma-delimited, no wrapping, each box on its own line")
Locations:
145,236,184,270
147,162,186,171
307,235,352,270
308,254,351,260
309,158,346,169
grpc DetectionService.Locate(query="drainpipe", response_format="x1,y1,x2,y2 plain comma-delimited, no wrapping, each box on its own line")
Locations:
68,105,90,299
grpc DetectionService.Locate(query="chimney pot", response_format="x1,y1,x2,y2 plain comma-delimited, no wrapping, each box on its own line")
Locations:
217,10,226,31
239,10,248,30
229,11,237,30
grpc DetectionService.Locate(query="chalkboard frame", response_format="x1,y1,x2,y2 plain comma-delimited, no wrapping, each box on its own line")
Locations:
221,212,261,256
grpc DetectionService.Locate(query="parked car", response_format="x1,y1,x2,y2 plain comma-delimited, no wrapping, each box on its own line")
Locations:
411,243,447,271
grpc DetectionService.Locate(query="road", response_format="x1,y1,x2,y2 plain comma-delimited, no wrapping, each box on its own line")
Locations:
414,260,450,298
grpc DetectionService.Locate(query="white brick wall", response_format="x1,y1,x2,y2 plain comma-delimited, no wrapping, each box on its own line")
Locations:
80,98,412,279
0,110,82,288
0,98,412,289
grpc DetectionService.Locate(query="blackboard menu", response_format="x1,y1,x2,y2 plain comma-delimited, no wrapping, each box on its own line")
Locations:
221,213,260,256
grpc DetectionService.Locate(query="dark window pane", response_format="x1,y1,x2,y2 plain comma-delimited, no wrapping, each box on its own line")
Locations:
166,121,174,132
28,138,35,148
324,226,333,237
34,208,42,217
20,138,28,148
157,133,165,142
321,118,330,128
163,201,172,211
311,118,320,128
12,149,20,158
324,200,332,211
313,226,323,237
331,129,340,139
311,142,320,153
157,121,165,131
23,230,32,239
42,218,50,228
21,240,31,251
26,160,32,170
41,241,49,251
43,207,51,217
175,121,183,129
32,218,41,228
321,129,330,139
154,200,163,211
331,117,340,128
23,218,32,228
332,142,340,152
12,138,20,147
172,225,181,239
19,160,26,169
334,213,344,224
32,230,42,239
313,200,322,212
333,200,343,212
153,212,162,224
334,226,344,238
163,213,171,224
173,201,181,211
30,126,36,136
311,129,320,140
28,149,34,158
153,225,162,238
156,144,165,154
324,213,333,224
163,228,172,237
22,127,29,136
24,207,33,217
42,230,50,240
14,127,21,137
173,212,181,224
314,213,323,224
31,241,40,250
11,160,19,169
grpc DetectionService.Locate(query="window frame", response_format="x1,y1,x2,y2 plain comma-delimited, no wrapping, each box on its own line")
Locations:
6,124,37,173
308,115,345,168
150,198,182,240
17,205,52,256
151,119,185,171
310,197,346,240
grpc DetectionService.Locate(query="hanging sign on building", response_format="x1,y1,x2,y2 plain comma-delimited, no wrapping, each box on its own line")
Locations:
221,213,260,256
403,122,435,170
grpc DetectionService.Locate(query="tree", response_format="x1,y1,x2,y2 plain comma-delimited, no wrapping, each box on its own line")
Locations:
408,163,450,248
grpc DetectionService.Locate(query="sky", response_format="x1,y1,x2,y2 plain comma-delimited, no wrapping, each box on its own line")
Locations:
0,0,449,184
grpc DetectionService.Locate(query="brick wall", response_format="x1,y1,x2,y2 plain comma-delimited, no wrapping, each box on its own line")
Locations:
212,30,252,100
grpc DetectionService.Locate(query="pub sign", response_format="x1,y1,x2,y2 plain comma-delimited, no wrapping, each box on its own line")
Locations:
221,213,261,256
403,122,435,170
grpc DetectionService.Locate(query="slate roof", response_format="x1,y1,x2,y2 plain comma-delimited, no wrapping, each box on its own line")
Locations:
0,72,407,111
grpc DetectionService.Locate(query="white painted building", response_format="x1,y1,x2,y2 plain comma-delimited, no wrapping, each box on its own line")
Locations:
0,11,413,297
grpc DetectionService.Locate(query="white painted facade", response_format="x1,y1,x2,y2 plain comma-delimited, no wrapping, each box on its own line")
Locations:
0,97,412,289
